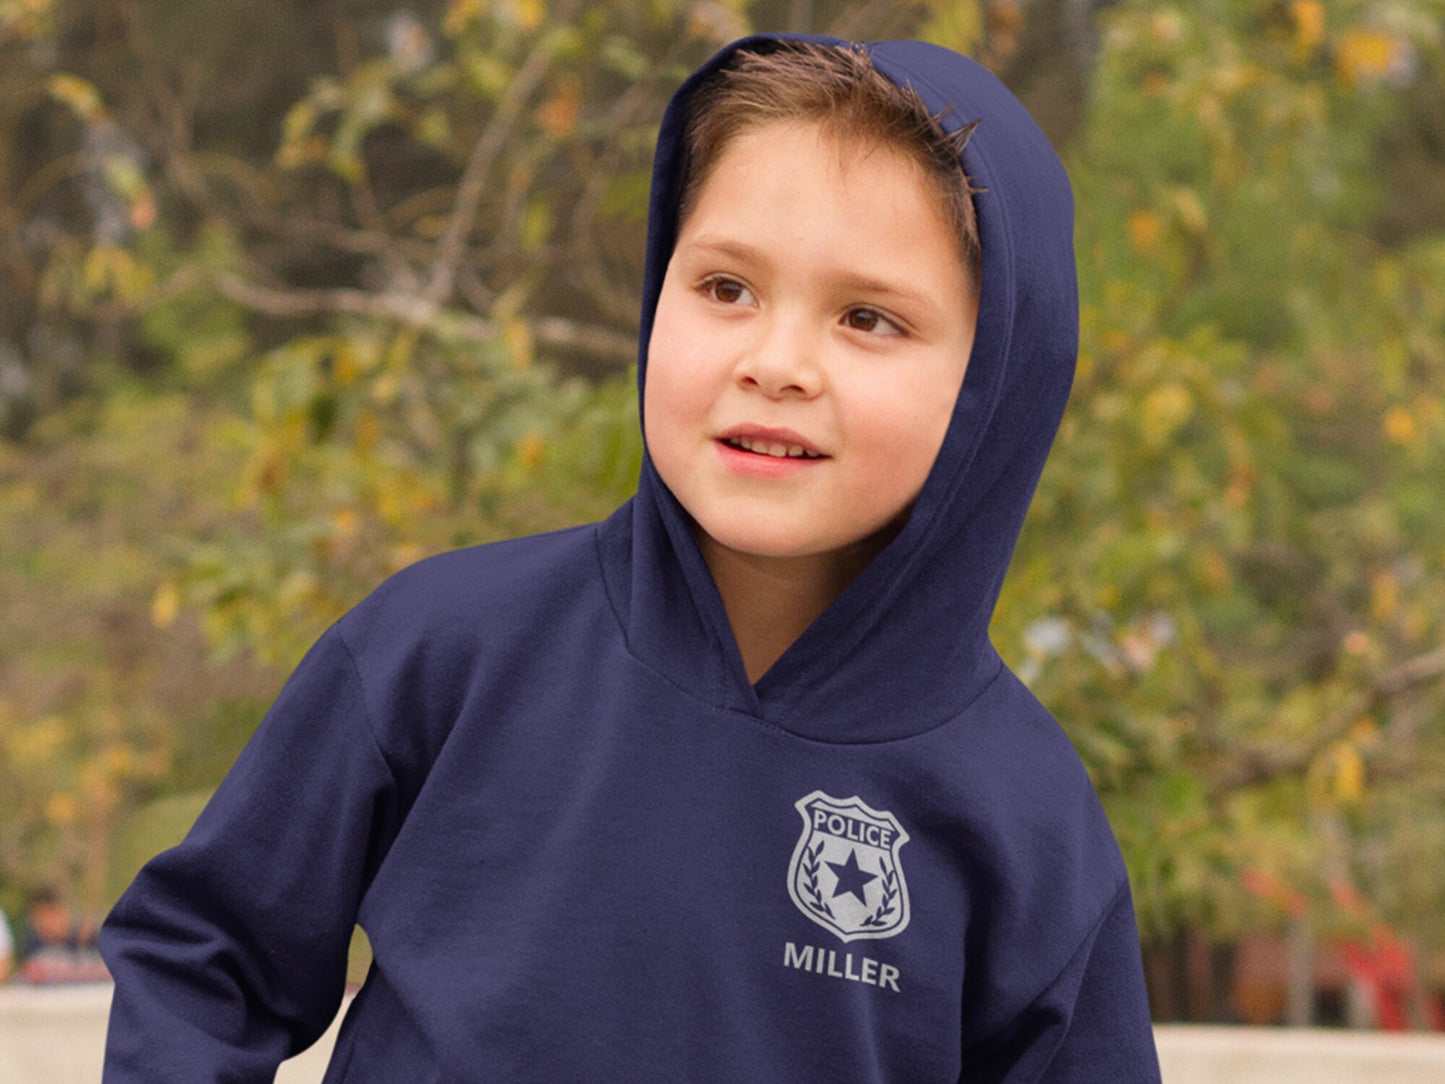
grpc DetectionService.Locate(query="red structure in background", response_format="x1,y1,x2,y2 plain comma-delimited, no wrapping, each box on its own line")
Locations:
1327,880,1445,1032
1227,868,1445,1031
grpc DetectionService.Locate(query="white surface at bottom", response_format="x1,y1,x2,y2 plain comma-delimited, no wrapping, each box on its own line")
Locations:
5,985,1445,1082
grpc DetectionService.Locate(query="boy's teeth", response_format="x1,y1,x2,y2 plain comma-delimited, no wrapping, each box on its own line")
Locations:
729,437,819,459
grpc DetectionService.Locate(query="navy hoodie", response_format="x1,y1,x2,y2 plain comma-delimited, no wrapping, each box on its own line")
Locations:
101,35,1161,1082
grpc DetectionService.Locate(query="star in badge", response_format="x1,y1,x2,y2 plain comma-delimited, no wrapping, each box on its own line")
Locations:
826,848,878,905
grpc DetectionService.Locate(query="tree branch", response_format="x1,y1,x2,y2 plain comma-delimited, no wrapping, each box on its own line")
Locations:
1220,643,1445,789
211,272,635,361
422,0,584,305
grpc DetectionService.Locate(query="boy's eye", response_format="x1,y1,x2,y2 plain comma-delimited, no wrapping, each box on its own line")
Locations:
842,307,904,337
702,276,756,306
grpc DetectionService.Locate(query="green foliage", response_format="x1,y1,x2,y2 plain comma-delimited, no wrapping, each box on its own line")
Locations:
0,389,280,906
995,0,1445,947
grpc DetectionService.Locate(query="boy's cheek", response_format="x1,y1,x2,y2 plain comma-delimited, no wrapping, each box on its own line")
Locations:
641,368,695,469
644,332,711,432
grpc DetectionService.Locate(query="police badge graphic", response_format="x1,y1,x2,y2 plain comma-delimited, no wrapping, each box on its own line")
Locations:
787,791,911,942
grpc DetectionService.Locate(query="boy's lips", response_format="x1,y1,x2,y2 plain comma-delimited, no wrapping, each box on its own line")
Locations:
715,425,827,460
714,424,827,479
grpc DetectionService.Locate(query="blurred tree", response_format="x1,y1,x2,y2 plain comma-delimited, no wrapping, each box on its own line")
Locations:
993,0,1445,984
0,389,281,907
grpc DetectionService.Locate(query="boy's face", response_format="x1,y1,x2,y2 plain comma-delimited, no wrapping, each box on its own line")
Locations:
645,120,978,565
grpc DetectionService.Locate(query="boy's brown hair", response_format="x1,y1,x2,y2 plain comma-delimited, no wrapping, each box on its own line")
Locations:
677,41,982,289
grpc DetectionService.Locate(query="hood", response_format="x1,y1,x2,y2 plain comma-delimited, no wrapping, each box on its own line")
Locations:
598,34,1078,741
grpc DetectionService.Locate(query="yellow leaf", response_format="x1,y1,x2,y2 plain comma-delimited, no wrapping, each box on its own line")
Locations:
47,73,106,122
1369,570,1399,622
46,792,80,827
8,716,67,767
520,197,553,252
82,245,153,301
1290,0,1325,60
1127,210,1163,254
1306,740,1366,809
516,431,546,470
917,0,986,57
386,329,417,371
151,580,181,629
103,743,138,779
1101,328,1131,354
1383,405,1418,445
1149,12,1185,42
1140,383,1194,449
83,246,114,294
331,507,361,538
505,318,535,369
444,0,487,36
1171,188,1207,235
1331,742,1365,805
371,372,400,406
1335,28,1402,87
334,343,360,386
511,0,544,32
0,0,53,40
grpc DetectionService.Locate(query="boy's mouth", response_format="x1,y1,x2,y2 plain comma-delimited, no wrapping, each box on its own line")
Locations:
717,425,825,461
722,436,823,460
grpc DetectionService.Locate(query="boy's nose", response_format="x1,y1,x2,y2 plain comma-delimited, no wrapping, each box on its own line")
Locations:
735,314,823,399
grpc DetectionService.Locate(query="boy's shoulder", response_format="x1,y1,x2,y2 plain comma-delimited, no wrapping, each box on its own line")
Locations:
336,520,604,659
310,521,609,769
981,665,1120,856
941,658,1128,907
372,520,597,602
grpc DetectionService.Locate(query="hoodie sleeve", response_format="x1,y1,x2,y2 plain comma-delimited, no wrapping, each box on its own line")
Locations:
961,882,1162,1083
100,626,400,1083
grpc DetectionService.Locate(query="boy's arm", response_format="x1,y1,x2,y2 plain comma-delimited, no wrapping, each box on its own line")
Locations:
961,882,1162,1083
100,627,401,1082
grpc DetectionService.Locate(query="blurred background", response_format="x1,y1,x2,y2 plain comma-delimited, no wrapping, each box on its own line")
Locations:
0,0,1442,1030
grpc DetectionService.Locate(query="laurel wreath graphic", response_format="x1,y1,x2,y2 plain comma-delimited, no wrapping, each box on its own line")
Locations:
858,861,899,929
800,840,836,919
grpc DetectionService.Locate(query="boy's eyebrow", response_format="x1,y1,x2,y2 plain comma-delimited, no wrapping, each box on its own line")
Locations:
681,236,939,313
682,237,770,268
832,271,936,313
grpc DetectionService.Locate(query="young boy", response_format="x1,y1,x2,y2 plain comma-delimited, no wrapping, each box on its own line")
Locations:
102,35,1161,1081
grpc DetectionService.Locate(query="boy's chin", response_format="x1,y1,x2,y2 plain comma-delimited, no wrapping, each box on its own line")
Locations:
690,518,901,569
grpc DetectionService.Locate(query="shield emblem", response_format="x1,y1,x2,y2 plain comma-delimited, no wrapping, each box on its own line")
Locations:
787,791,911,942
